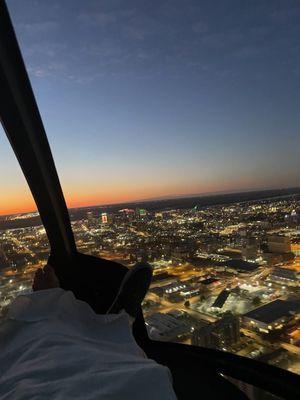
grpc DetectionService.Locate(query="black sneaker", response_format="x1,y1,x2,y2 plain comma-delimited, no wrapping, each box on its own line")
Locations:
107,262,153,318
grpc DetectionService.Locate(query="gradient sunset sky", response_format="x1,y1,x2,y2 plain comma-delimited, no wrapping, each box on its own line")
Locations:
1,0,300,215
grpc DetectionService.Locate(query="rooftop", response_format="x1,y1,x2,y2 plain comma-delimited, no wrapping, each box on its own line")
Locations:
212,289,230,308
223,259,259,272
244,299,300,324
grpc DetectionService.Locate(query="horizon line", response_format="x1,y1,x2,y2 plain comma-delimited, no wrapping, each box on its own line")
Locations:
1,185,299,218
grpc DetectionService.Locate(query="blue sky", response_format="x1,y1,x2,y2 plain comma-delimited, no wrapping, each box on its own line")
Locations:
1,0,300,212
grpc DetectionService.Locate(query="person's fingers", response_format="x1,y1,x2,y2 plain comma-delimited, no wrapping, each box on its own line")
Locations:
34,269,43,283
43,264,53,274
32,263,59,291
35,268,43,276
33,268,43,289
43,264,59,283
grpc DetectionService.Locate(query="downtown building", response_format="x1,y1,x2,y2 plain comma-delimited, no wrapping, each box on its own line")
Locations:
192,313,240,350
243,299,300,333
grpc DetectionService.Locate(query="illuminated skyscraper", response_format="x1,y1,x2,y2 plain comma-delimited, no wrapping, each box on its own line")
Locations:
101,212,108,224
136,208,147,219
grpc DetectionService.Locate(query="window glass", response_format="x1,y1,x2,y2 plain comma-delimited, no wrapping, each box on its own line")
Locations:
0,126,50,319
7,0,300,376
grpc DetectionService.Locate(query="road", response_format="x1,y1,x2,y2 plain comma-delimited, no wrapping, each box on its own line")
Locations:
146,291,217,323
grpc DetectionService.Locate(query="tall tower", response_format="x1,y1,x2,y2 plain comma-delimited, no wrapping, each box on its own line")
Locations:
101,212,108,224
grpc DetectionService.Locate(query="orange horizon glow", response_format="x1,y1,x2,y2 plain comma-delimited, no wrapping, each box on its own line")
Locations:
0,179,287,217
0,198,36,216
2,1,300,220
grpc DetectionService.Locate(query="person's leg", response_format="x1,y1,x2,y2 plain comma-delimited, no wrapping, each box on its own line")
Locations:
106,262,153,318
31,262,153,319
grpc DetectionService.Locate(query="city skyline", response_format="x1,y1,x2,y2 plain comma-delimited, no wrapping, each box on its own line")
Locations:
1,0,300,214
0,178,299,217
1,192,300,379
